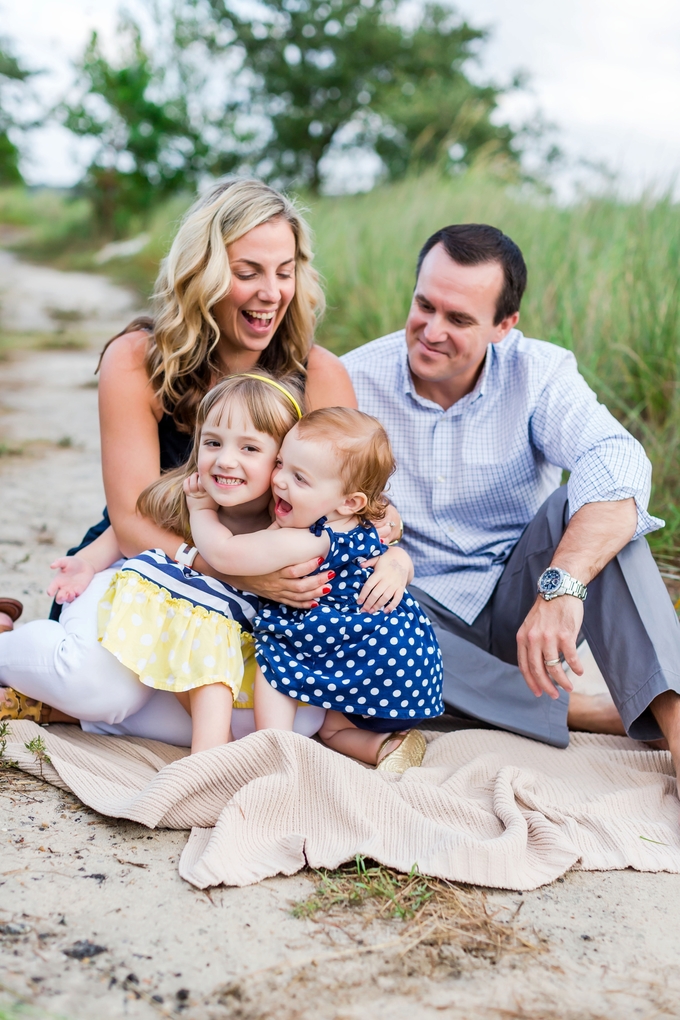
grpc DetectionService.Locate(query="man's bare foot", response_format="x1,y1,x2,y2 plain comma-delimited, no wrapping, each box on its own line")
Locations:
567,691,626,735
651,691,680,799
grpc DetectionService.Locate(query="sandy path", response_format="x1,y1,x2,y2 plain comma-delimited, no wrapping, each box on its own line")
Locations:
1,256,679,1020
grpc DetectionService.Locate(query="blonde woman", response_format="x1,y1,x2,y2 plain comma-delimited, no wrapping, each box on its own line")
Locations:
0,179,404,743
96,176,357,590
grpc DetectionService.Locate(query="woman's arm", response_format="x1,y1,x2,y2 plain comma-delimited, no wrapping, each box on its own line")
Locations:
304,345,358,410
98,332,185,559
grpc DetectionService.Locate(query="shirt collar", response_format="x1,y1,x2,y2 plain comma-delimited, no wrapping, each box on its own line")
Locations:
400,336,495,413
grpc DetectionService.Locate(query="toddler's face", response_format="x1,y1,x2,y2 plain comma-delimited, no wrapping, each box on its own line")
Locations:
271,429,349,528
197,401,280,508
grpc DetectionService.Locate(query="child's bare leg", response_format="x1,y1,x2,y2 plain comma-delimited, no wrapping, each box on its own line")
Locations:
188,683,233,754
319,710,406,765
175,691,190,714
254,667,297,730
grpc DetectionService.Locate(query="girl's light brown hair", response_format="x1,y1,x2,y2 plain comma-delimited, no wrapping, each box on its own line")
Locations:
137,372,304,541
295,407,395,521
100,178,324,432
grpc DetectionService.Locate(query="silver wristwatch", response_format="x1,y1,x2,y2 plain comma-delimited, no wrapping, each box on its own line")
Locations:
537,567,587,602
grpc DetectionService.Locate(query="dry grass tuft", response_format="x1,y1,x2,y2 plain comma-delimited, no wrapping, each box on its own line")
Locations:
292,855,542,962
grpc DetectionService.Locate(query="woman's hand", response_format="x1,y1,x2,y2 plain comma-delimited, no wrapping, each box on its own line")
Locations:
357,546,413,613
374,504,403,545
183,472,218,512
47,556,96,604
231,557,332,608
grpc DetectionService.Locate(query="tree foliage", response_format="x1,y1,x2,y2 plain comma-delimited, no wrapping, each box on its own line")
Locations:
0,39,33,185
191,0,520,189
61,20,237,235
58,0,522,229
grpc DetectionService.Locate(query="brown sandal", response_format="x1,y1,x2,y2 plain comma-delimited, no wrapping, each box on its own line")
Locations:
0,598,23,630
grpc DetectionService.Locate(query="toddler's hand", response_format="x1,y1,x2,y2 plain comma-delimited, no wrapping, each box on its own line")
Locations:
183,472,218,511
47,556,96,604
356,554,409,614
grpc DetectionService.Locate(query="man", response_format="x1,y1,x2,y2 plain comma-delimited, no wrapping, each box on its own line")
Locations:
341,223,680,780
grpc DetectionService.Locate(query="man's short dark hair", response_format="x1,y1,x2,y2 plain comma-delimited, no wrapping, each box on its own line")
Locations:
416,224,527,325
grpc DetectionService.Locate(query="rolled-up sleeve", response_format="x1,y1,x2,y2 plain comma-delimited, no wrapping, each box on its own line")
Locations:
530,350,664,539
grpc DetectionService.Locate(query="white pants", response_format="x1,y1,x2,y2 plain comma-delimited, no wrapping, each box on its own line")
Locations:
0,568,325,746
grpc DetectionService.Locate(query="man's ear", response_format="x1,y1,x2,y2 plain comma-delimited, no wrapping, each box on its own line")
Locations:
337,492,368,517
493,311,520,343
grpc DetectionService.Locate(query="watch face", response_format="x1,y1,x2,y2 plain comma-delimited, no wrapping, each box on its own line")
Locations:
540,568,563,593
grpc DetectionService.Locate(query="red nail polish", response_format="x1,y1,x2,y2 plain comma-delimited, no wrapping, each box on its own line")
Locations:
317,558,324,565
322,586,331,594
327,571,336,580
310,601,319,608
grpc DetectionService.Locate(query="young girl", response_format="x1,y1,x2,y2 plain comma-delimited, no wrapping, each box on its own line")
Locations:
186,407,444,770
47,372,305,753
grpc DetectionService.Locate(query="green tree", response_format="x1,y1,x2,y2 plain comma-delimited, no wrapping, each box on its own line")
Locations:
61,19,237,235
0,39,33,185
187,0,520,190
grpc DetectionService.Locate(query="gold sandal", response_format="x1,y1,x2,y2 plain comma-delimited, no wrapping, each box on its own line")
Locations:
0,687,50,724
376,729,427,773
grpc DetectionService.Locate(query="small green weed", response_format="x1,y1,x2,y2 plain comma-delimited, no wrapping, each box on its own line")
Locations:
0,721,18,770
24,735,51,778
293,855,540,961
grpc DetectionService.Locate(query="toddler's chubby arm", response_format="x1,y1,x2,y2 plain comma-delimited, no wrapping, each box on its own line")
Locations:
184,474,327,575
357,545,414,614
47,526,122,604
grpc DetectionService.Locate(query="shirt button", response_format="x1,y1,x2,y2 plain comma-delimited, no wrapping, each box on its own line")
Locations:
437,475,445,483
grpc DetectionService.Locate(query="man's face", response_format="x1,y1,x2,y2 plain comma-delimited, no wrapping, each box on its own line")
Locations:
405,244,518,395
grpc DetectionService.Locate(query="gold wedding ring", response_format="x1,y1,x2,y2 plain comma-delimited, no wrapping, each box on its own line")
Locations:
544,658,561,667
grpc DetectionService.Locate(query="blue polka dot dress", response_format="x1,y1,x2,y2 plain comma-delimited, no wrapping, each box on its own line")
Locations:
255,519,444,724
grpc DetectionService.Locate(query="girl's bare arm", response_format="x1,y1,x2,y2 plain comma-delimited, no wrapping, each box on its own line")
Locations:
189,506,326,576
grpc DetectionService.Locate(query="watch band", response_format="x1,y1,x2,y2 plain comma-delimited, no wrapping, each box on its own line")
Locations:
175,542,199,568
562,576,587,600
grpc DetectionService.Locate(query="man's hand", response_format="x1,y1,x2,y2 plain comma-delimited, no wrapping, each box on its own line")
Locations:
374,504,403,545
232,557,331,608
516,498,637,698
183,472,218,512
47,556,96,604
516,595,584,698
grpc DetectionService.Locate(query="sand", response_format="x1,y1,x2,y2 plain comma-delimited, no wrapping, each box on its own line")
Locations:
1,255,679,1020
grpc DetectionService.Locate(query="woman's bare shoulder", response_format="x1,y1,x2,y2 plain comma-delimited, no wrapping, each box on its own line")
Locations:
305,344,357,410
99,330,151,375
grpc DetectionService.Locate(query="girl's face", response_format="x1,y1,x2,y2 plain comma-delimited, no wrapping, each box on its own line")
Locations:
212,218,297,369
197,401,280,508
271,429,363,528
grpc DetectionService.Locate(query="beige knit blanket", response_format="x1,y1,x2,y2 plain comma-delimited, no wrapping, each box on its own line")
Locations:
5,720,679,891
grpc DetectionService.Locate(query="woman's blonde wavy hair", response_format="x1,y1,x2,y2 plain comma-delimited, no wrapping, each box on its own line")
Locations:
137,371,304,542
104,178,324,432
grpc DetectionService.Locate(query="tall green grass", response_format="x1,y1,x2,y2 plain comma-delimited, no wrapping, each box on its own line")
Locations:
1,173,678,556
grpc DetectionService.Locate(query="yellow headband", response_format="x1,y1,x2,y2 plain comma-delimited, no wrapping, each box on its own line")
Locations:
238,374,303,420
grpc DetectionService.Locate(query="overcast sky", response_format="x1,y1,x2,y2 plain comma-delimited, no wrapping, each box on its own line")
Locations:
2,0,679,195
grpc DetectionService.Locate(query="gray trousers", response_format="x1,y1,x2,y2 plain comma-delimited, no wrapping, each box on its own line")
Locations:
410,486,680,747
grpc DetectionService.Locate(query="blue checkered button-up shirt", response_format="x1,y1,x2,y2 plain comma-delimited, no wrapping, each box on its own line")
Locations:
342,329,663,624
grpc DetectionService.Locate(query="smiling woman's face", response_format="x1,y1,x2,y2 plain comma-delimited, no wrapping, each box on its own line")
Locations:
211,217,297,371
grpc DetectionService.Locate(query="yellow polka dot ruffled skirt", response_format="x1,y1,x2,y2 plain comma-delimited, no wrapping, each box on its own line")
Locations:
97,553,259,702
